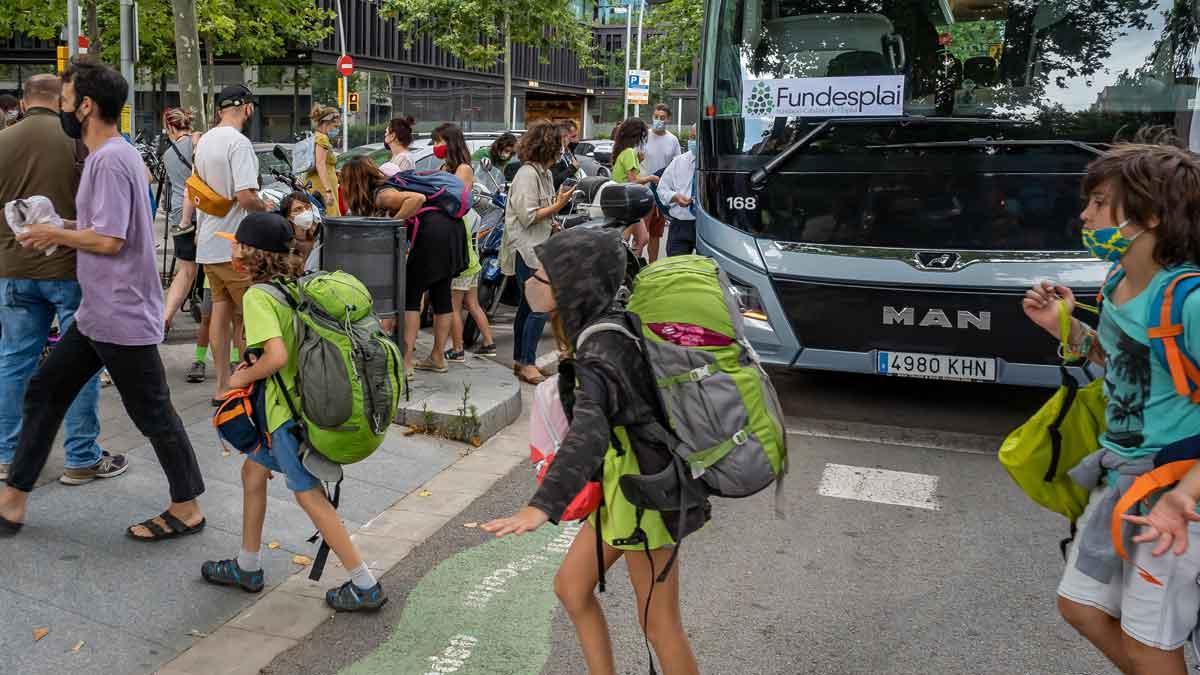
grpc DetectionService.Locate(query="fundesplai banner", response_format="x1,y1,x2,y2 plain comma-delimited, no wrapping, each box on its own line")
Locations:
743,75,905,117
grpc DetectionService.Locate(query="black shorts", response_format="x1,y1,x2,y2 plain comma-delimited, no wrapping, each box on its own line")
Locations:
406,275,453,315
173,231,197,263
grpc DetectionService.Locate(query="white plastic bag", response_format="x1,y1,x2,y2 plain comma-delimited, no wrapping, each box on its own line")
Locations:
4,196,64,256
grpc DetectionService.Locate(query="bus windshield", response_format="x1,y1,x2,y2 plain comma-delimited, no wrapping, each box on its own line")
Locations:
703,0,1200,159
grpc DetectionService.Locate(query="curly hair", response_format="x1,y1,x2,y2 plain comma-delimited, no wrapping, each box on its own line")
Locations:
489,132,518,164
612,118,648,167
387,115,415,148
239,245,303,283
516,120,562,167
340,156,390,216
1083,143,1200,268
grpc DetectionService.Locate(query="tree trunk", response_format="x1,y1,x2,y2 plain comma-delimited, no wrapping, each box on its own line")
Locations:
86,0,100,55
503,11,513,129
171,0,206,129
205,38,216,123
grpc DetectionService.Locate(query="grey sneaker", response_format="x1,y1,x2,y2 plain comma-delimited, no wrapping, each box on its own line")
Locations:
186,360,206,383
60,452,129,486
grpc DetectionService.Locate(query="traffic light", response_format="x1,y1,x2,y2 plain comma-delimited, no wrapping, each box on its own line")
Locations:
348,92,360,113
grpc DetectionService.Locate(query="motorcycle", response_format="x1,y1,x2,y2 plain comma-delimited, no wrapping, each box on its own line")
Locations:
260,145,327,270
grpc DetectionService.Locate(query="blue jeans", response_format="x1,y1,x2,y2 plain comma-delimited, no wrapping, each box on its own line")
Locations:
512,254,548,366
0,278,103,469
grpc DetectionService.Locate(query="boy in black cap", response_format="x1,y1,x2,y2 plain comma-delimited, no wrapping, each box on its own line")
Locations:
201,212,387,612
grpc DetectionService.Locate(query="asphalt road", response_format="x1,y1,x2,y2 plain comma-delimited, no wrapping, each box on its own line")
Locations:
263,366,1128,675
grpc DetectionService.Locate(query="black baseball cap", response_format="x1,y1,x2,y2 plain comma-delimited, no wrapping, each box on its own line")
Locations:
216,84,256,109
216,212,294,253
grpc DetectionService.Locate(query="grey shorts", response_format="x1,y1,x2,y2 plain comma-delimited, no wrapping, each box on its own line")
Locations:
452,273,479,292
1058,486,1200,650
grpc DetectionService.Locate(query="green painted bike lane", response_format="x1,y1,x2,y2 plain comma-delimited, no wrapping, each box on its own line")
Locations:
339,520,583,675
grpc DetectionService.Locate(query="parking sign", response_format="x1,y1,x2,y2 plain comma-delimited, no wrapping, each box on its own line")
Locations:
627,69,650,105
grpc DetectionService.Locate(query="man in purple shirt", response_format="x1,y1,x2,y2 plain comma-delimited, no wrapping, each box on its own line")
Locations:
0,57,206,540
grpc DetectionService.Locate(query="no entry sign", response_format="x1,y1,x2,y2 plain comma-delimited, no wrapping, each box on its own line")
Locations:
337,55,354,77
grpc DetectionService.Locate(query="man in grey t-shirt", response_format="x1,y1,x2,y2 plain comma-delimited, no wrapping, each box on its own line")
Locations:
641,104,681,263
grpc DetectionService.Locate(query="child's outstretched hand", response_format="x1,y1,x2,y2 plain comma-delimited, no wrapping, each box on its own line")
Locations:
482,506,549,537
1123,489,1200,556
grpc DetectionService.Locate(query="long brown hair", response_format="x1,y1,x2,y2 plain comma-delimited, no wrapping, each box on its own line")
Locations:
340,157,390,216
612,118,648,166
432,123,471,172
1083,143,1200,268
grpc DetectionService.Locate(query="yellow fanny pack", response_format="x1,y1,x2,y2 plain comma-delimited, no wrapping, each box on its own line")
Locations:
185,173,235,217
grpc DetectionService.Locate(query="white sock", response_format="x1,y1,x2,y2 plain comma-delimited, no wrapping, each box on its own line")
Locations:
349,562,377,590
237,549,262,572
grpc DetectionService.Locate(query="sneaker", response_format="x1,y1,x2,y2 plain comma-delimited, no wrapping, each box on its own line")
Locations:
201,558,265,593
475,344,498,357
60,452,129,486
326,580,387,612
99,370,113,388
444,350,467,363
186,361,206,383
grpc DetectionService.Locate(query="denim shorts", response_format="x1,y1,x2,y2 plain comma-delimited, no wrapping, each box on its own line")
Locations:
246,420,322,493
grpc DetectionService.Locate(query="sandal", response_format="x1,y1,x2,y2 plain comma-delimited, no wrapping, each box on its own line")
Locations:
201,558,265,593
126,511,206,542
0,513,23,537
516,368,545,385
414,358,449,374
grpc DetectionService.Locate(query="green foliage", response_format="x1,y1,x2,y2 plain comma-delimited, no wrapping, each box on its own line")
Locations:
380,0,596,71
0,0,67,41
642,0,702,91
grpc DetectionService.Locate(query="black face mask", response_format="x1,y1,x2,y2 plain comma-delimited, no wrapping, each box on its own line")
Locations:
60,108,85,140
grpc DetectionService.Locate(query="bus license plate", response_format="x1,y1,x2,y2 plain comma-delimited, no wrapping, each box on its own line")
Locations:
878,351,996,382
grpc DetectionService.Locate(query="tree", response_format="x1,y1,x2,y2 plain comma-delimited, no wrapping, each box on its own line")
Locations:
0,0,67,41
381,0,596,128
642,0,702,96
171,0,207,129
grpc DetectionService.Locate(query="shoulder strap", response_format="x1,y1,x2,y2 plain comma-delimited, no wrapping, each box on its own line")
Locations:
576,321,640,351
1111,459,1198,585
166,136,193,171
1147,268,1200,402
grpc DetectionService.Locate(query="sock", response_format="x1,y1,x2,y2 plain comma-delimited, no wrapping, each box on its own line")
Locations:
195,345,208,363
230,345,240,365
237,548,262,572
349,562,377,590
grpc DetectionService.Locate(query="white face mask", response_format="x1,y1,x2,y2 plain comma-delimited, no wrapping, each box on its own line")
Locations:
292,209,316,230
524,274,556,314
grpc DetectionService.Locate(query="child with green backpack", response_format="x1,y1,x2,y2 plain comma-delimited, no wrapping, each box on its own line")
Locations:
200,212,387,612
1022,144,1200,675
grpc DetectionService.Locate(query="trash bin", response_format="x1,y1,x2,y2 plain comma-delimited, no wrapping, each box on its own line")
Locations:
319,216,407,338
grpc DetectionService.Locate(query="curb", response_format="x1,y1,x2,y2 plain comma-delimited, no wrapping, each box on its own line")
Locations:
157,395,532,675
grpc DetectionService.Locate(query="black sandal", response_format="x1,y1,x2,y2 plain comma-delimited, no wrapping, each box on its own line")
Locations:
126,511,206,542
0,514,22,537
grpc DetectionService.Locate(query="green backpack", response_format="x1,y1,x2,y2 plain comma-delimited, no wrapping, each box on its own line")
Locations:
254,271,403,465
579,254,789,501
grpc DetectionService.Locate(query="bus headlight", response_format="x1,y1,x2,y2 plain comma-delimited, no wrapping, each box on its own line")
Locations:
727,275,770,323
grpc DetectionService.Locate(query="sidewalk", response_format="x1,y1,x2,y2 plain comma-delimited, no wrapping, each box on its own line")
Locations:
1,328,521,675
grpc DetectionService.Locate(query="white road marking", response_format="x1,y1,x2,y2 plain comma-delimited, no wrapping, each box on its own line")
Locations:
786,417,995,455
817,463,942,511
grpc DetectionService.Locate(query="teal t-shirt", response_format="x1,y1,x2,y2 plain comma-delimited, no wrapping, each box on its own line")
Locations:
1098,267,1200,458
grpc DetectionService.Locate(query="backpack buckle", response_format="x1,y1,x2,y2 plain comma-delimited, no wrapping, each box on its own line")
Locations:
732,430,749,446
689,365,711,382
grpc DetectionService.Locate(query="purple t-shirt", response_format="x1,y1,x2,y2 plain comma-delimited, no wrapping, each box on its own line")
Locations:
74,136,163,346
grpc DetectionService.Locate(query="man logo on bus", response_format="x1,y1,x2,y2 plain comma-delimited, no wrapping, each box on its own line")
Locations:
746,81,775,117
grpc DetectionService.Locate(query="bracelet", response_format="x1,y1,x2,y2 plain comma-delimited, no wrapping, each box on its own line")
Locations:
1060,321,1097,361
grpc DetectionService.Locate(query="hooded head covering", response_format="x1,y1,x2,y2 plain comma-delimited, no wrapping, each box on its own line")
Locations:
535,228,626,343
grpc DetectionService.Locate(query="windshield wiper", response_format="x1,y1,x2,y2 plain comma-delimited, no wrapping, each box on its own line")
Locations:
864,138,1105,155
748,116,1033,190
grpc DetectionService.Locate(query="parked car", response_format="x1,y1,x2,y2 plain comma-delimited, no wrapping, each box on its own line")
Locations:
575,139,613,167
335,142,390,170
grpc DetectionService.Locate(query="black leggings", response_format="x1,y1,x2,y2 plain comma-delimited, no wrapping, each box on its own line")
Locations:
406,275,453,314
6,323,205,503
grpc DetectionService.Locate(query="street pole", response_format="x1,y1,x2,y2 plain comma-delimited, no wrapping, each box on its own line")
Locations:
623,1,632,119
67,0,80,57
634,0,644,118
677,97,682,134
119,0,135,137
335,0,348,152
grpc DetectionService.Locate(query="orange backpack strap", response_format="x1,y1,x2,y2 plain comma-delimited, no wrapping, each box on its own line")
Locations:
1110,460,1198,585
1146,271,1200,402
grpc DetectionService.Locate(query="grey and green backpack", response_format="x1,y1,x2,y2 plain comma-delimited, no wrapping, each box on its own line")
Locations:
255,270,403,580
